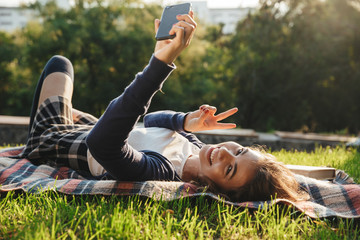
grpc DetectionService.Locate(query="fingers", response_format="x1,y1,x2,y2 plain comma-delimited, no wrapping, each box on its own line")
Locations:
197,105,216,127
169,13,196,46
169,21,193,41
215,107,238,121
170,21,194,35
200,105,217,115
176,13,197,29
196,105,238,131
154,19,160,34
189,10,194,19
199,105,238,121
199,105,217,126
176,13,196,45
215,123,237,130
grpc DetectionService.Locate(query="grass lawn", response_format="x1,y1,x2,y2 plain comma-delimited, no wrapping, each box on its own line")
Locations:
1,146,359,239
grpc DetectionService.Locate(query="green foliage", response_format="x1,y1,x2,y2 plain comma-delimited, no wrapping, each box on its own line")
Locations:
1,0,360,133
19,0,162,116
226,0,360,133
0,32,27,115
0,32,15,114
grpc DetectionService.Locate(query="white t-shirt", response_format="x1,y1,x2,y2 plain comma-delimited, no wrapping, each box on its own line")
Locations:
87,127,200,178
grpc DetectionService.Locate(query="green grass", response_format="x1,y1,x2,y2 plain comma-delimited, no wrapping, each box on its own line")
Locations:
1,146,360,239
272,146,360,183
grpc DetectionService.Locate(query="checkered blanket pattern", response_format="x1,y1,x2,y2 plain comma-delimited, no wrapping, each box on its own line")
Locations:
1,147,359,219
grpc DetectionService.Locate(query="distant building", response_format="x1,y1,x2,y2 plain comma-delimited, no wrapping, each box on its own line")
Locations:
190,1,254,34
0,6,33,32
0,0,254,33
0,0,70,32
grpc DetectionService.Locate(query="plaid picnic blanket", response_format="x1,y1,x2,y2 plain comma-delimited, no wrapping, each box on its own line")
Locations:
1,146,359,219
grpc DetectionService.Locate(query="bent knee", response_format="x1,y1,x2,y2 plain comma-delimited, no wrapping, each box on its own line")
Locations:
44,55,74,82
38,72,74,106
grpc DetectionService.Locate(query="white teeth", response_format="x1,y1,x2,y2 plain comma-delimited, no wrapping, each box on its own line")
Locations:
210,148,216,164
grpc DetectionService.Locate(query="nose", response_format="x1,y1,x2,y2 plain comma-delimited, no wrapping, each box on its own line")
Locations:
218,146,234,163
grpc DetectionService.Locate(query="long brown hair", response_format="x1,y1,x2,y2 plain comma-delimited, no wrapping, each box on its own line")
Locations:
199,147,309,202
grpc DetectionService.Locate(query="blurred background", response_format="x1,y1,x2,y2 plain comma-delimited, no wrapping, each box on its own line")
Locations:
0,0,359,135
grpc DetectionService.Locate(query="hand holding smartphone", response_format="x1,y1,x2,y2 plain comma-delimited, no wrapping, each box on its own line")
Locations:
153,3,196,64
155,3,192,41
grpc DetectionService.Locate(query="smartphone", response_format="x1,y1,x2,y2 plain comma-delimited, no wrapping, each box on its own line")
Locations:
155,3,192,41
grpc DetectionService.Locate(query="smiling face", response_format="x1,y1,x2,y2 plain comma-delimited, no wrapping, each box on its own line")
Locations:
197,142,264,191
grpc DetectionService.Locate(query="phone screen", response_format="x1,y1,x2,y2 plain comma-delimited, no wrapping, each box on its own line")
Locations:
155,3,191,41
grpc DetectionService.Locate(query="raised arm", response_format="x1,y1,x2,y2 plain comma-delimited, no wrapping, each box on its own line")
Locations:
86,13,197,181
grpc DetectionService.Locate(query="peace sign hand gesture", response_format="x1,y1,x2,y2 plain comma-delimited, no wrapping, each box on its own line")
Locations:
184,105,238,132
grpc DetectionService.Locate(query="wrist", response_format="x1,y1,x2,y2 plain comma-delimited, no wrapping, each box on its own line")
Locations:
183,112,193,133
154,45,181,65
154,52,174,65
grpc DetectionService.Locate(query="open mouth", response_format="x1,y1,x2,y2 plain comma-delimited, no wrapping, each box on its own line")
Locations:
207,147,217,165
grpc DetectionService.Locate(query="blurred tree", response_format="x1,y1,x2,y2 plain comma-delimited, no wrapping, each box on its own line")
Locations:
0,32,17,114
22,0,162,116
227,2,308,131
2,0,360,134
292,0,360,133
225,0,360,133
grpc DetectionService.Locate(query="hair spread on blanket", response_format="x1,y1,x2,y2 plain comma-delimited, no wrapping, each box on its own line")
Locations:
195,145,310,202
